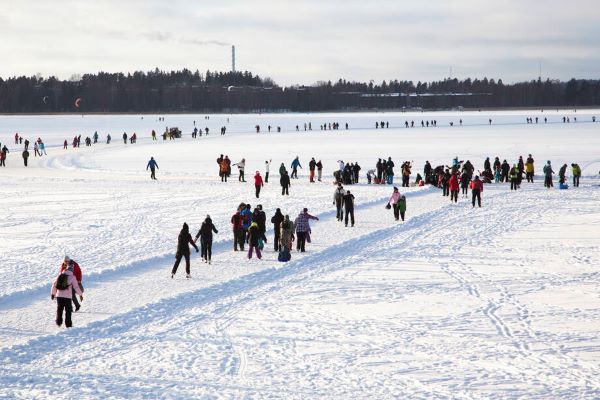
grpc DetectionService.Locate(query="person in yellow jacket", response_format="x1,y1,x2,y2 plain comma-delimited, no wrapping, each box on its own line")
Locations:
571,163,581,187
525,160,535,183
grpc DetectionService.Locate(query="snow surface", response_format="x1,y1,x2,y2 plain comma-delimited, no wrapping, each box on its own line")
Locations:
0,110,599,399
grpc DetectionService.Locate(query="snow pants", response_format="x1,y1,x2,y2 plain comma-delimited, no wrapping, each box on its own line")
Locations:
248,246,262,259
472,189,481,207
336,200,343,221
201,237,213,261
234,229,245,251
344,208,355,226
56,297,74,327
296,231,307,252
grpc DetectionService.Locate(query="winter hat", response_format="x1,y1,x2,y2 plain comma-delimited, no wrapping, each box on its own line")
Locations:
547,160,551,164
206,214,211,219
303,208,308,213
257,204,263,210
183,222,189,231
64,255,70,263
393,186,398,191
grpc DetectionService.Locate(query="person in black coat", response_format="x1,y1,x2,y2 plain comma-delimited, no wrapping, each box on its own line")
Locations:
172,223,199,278
271,208,284,251
424,161,432,183
343,190,355,227
256,205,267,242
280,171,291,195
353,162,361,183
195,216,218,264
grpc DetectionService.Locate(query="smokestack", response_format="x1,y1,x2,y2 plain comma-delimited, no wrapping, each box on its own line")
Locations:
232,45,236,73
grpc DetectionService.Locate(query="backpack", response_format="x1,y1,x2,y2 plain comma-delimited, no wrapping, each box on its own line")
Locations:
56,273,70,290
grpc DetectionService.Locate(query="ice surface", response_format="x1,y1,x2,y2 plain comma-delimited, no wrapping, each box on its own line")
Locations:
0,110,599,399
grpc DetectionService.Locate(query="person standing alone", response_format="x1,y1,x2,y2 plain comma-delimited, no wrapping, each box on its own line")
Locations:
147,157,159,180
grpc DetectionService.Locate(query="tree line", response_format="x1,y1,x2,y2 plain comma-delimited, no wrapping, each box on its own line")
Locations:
0,68,598,113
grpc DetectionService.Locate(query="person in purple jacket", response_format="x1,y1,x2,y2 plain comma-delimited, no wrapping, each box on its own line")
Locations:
51,264,84,328
293,208,319,252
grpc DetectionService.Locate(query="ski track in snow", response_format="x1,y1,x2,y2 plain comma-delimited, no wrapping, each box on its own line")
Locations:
1,111,600,398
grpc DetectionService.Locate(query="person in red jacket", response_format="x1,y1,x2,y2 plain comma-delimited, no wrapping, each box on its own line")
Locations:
469,175,484,207
60,256,84,311
449,172,459,203
231,210,245,251
254,171,264,199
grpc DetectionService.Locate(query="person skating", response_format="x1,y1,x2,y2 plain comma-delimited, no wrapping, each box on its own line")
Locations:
469,176,484,207
271,208,284,251
294,208,319,252
247,222,262,259
309,157,317,182
22,149,29,167
233,158,246,182
171,223,199,279
63,139,68,149
51,262,83,328
333,183,345,221
59,256,84,311
254,171,264,198
291,156,302,179
146,157,159,180
231,209,245,251
572,163,581,187
387,186,402,221
449,172,459,202
343,190,355,227
265,159,272,183
543,161,554,188
280,170,291,195
122,132,127,144
195,215,218,264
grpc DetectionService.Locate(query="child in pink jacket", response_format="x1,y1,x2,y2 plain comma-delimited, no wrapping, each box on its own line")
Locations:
51,266,83,328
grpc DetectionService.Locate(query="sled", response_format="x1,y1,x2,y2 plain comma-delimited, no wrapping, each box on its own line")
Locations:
278,246,291,262
559,183,569,190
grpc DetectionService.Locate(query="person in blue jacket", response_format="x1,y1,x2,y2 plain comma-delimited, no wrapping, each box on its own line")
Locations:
240,204,253,242
290,156,302,179
147,157,159,180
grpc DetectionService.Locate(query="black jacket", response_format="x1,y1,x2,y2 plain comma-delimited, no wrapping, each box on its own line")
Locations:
280,174,290,187
195,219,218,241
343,193,355,210
271,211,284,230
177,225,198,255
247,225,260,247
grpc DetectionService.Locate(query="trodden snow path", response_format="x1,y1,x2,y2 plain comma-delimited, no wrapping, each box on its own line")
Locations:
1,186,599,399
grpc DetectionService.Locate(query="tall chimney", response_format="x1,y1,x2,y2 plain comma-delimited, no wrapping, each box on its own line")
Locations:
232,45,236,73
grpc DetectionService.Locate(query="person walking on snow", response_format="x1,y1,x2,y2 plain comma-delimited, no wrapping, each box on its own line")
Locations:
291,156,302,179
59,256,84,311
171,223,199,279
398,195,407,221
316,160,323,181
147,157,159,180
22,149,29,166
265,160,272,183
254,171,264,198
470,176,484,207
343,190,355,227
195,215,218,264
51,262,83,328
333,183,345,221
509,164,519,190
280,215,295,251
294,208,319,252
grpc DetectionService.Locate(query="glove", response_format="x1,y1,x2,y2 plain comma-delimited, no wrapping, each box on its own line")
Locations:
196,248,199,253
51,295,55,300
333,202,335,205
79,295,84,302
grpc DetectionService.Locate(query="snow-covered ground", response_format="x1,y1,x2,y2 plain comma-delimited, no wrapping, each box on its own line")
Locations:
1,110,599,399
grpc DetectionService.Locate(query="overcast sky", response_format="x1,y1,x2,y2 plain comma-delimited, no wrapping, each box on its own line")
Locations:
1,0,598,85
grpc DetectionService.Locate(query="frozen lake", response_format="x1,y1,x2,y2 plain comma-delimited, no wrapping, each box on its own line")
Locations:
1,110,599,398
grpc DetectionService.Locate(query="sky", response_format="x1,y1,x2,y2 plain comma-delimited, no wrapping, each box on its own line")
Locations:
1,0,599,85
